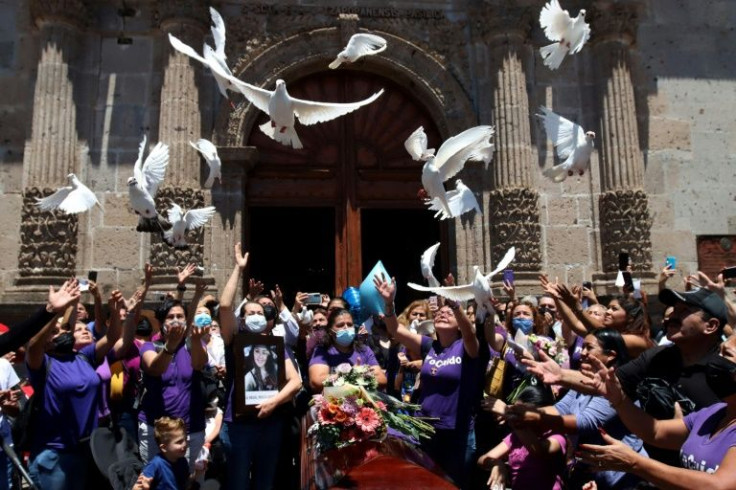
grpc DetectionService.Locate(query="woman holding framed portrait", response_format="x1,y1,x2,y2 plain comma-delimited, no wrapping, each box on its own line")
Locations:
217,243,302,490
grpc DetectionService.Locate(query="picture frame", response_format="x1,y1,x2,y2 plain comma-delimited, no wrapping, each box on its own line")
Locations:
233,333,286,416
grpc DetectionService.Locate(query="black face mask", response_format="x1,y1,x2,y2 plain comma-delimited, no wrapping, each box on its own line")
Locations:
52,332,75,355
706,356,736,400
262,304,277,322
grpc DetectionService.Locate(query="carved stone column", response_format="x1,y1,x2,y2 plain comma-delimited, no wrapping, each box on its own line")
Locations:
152,2,209,275
472,5,542,281
16,1,88,282
591,2,653,277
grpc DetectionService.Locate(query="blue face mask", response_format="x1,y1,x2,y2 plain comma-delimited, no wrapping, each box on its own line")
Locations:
194,313,212,328
334,328,356,347
513,317,534,335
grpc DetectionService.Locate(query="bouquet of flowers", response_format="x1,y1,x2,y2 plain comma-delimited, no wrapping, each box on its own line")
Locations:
308,363,435,453
506,334,569,404
528,333,569,367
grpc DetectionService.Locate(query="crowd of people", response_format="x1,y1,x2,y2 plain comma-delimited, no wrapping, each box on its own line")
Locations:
0,241,735,490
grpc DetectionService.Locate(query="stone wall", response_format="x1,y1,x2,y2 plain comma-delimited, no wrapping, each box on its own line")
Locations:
0,0,734,317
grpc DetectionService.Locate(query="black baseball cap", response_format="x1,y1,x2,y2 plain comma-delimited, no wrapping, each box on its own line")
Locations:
659,288,728,328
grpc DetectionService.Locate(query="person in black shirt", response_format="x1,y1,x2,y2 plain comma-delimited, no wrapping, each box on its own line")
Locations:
615,287,728,466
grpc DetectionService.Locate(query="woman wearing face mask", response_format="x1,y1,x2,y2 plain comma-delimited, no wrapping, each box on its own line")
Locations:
217,244,303,490
578,334,736,489
308,308,387,391
25,284,123,490
489,328,647,490
137,299,209,470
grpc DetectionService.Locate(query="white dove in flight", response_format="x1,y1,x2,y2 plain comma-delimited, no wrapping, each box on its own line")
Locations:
539,0,590,70
167,8,238,107
425,179,481,220
35,173,102,215
228,78,384,149
405,126,494,220
127,135,172,233
537,106,595,182
163,203,217,249
408,246,516,315
420,242,441,288
329,33,388,69
189,139,222,188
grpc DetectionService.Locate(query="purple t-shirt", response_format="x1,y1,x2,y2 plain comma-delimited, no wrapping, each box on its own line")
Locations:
418,336,484,430
309,344,379,370
29,343,101,451
681,402,736,473
138,342,205,433
503,431,566,490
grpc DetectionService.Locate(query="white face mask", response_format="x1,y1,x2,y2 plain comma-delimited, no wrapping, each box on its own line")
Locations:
244,314,268,333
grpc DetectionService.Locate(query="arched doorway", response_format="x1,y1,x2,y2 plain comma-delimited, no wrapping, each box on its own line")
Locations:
244,70,446,305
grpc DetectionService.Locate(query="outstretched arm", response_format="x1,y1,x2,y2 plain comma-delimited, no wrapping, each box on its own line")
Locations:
220,242,249,346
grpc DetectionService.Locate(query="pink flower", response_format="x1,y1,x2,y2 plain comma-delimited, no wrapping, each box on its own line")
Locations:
376,401,387,411
355,407,381,433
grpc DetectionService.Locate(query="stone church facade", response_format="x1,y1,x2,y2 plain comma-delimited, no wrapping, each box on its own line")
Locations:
0,0,734,318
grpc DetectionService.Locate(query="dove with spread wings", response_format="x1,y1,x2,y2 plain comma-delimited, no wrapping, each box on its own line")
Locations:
408,247,515,316
539,0,590,70
329,33,387,69
228,78,384,149
127,135,171,233
163,203,216,249
168,7,238,108
537,106,595,182
404,126,493,220
35,173,102,215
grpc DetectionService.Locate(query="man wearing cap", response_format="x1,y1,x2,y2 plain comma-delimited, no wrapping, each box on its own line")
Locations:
615,287,729,465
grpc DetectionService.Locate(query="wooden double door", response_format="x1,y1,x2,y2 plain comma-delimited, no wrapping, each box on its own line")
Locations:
245,71,445,307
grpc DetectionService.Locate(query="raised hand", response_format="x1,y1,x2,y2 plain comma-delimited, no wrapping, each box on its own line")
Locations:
539,274,560,298
521,350,563,384
177,263,196,285
47,279,81,313
372,273,396,306
248,278,264,299
164,322,186,350
124,288,143,312
580,355,626,406
88,280,102,300
273,285,284,310
190,324,210,343
443,273,455,287
143,262,154,288
234,242,249,270
690,270,726,299
293,292,308,313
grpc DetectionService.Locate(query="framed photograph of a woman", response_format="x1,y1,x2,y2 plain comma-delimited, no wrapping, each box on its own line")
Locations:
233,333,286,415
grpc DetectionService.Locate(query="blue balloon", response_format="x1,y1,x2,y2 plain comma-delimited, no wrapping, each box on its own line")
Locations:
359,261,391,316
342,286,368,325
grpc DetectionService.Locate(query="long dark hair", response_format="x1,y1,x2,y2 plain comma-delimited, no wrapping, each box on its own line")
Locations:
246,344,278,389
611,296,650,337
590,327,630,367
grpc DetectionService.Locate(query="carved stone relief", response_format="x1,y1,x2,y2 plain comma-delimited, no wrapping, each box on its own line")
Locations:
17,188,78,278
30,0,89,27
150,187,206,275
599,189,653,273
217,3,476,147
487,187,542,271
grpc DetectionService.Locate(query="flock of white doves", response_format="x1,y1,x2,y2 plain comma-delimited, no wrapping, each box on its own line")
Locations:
37,0,595,254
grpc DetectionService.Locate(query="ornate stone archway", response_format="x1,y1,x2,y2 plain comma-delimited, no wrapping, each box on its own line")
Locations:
210,9,481,287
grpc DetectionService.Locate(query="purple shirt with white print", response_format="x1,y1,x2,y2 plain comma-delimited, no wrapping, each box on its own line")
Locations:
418,335,485,430
681,402,736,473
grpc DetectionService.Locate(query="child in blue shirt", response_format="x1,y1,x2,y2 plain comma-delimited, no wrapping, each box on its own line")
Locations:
133,417,199,490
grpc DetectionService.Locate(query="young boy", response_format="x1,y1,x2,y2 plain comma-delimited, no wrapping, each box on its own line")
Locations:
133,417,198,490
